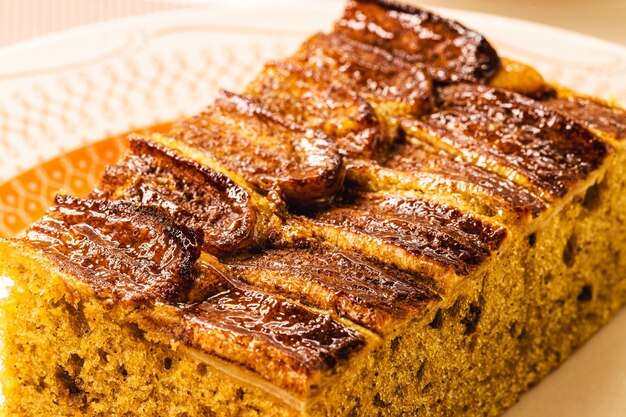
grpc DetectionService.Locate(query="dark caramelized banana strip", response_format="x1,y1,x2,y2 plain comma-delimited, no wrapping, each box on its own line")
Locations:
245,60,385,160
346,139,545,221
334,0,500,83
92,136,263,257
178,285,367,398
546,95,626,141
171,90,345,209
294,32,434,122
225,245,439,334
23,196,204,303
287,190,507,290
404,84,613,200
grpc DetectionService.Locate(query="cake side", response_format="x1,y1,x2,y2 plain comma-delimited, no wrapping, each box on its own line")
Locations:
0,241,305,417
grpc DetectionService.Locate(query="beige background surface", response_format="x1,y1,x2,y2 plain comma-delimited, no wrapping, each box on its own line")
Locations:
418,0,626,45
2,0,625,47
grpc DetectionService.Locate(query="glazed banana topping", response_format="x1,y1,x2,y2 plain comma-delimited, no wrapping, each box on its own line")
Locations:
294,32,435,121
246,60,385,160
381,140,546,217
172,90,345,209
24,196,203,303
92,136,262,257
546,96,626,141
299,190,508,278
226,245,439,333
178,286,366,396
404,84,613,199
334,0,501,83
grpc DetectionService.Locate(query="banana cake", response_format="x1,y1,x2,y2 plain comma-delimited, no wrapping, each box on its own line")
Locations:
1,0,626,416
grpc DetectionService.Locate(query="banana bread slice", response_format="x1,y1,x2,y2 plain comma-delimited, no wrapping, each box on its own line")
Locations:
2,0,626,416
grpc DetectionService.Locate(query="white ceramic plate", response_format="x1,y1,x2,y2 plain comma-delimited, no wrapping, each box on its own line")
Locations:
0,1,625,415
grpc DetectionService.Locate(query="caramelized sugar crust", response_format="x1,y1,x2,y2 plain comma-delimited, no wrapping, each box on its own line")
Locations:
172,90,345,209
382,140,546,217
24,196,203,303
546,96,626,140
409,84,612,198
307,191,508,275
294,32,434,119
180,287,366,391
334,0,500,83
226,245,439,334
93,136,261,257
246,60,384,160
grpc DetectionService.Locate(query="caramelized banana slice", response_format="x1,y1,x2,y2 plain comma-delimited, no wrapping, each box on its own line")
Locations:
295,32,434,122
171,90,345,209
246,60,384,160
92,136,263,257
24,196,204,303
488,58,556,100
546,95,626,141
334,0,500,83
178,285,367,398
226,245,439,334
286,190,508,290
346,139,546,222
404,84,612,200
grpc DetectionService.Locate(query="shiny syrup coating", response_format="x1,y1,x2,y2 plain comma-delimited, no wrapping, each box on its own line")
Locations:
92,136,259,257
294,32,434,117
245,60,385,160
24,196,203,303
334,0,500,83
415,84,612,198
180,287,366,395
384,140,546,217
226,246,439,334
546,96,626,140
172,90,345,209
309,191,507,275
